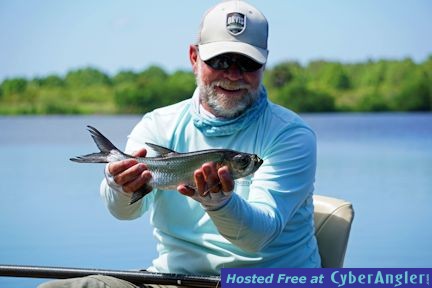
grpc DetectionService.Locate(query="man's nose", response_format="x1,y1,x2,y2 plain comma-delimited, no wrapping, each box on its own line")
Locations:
223,64,243,81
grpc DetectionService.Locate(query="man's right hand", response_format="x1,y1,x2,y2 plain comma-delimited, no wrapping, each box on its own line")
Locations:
107,148,153,194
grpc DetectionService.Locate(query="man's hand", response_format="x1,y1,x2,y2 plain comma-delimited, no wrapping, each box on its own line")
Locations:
107,148,153,194
177,162,235,210
178,162,234,196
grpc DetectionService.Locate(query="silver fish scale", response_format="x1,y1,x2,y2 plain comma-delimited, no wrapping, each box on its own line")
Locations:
71,126,263,204
138,152,226,190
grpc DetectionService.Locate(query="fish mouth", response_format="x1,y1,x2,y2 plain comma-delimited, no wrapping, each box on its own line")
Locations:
257,158,264,168
253,155,264,169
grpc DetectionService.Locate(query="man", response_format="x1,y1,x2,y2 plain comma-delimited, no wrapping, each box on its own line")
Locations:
40,1,320,287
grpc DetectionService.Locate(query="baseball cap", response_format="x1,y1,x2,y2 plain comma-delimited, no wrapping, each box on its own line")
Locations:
197,0,269,64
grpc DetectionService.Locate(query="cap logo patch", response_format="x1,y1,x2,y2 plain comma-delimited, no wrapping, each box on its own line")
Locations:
226,12,246,35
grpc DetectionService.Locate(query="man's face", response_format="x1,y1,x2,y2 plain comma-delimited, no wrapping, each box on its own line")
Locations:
192,47,264,118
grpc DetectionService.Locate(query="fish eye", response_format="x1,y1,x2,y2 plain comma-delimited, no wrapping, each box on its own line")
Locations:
233,155,251,169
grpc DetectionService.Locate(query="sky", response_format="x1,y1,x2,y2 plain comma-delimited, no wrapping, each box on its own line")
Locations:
1,0,431,81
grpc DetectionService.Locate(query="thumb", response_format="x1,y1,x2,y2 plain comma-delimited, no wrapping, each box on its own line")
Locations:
132,148,147,158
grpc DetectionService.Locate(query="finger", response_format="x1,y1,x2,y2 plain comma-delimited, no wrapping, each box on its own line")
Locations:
114,163,148,186
202,163,220,194
123,170,152,193
177,184,196,197
218,166,234,192
108,159,138,176
194,169,206,195
132,148,147,158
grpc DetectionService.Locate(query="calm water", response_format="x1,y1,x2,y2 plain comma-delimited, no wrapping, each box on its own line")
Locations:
1,113,431,287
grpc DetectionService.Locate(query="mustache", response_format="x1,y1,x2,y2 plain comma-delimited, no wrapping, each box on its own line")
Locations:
211,80,251,91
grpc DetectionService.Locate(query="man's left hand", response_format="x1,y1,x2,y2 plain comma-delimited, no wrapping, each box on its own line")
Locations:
177,162,235,210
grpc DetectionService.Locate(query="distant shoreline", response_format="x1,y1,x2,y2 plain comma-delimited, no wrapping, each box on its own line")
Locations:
1,57,431,115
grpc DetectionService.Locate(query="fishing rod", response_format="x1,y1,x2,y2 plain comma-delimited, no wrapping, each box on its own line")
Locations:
0,264,221,288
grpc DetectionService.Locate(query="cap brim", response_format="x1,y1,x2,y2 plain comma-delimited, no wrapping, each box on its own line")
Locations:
198,42,268,64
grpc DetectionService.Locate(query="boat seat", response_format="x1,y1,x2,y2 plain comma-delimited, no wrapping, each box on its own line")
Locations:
313,195,354,268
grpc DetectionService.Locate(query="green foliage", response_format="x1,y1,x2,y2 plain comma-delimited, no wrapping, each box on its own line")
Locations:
1,55,431,114
113,66,194,114
166,70,196,103
270,79,335,112
65,67,111,87
1,78,28,94
34,75,64,87
392,71,431,111
265,61,303,88
307,61,351,90
113,70,138,85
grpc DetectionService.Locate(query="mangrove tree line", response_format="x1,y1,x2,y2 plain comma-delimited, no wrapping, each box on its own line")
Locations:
1,56,431,114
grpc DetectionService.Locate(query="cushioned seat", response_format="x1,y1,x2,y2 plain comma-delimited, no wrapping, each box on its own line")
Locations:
313,195,354,268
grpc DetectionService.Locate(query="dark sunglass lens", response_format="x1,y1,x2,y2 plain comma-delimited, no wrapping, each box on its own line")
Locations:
205,55,231,70
237,56,263,72
205,54,262,72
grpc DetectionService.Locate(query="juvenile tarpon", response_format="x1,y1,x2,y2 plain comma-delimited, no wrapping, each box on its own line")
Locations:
70,126,263,204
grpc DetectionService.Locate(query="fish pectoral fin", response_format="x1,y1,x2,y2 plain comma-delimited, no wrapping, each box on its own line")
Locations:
184,184,197,194
129,185,153,205
202,182,223,196
145,143,179,157
184,183,222,197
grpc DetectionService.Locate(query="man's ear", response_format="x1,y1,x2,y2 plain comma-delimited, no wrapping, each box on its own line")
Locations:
189,45,199,74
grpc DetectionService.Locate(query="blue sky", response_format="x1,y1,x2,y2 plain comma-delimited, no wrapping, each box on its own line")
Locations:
1,0,431,81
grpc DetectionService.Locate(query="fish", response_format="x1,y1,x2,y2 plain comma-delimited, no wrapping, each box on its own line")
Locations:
70,126,263,204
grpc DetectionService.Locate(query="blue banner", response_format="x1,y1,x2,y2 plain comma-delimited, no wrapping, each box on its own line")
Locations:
221,268,431,287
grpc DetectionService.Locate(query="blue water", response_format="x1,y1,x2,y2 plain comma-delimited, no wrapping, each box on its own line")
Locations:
1,114,431,287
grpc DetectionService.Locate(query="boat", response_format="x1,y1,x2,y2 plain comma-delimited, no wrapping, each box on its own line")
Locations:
0,195,354,286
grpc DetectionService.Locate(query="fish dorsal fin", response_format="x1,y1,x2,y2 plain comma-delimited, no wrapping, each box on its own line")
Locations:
146,143,178,157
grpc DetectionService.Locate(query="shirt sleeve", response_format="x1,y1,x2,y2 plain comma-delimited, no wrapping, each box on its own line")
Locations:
99,114,159,220
206,126,317,252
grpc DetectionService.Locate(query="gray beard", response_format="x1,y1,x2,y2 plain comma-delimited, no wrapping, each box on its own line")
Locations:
196,68,260,119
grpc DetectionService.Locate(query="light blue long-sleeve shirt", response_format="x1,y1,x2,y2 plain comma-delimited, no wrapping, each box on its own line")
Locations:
100,87,321,274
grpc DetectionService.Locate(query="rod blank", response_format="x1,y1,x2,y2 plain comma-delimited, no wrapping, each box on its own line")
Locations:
0,265,220,288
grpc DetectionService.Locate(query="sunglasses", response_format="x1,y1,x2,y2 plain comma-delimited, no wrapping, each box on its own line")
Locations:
204,54,263,72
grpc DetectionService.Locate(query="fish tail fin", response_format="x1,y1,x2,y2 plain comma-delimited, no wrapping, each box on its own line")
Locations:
70,126,129,163
70,152,111,163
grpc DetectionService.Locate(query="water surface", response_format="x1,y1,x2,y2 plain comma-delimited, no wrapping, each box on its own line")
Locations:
0,113,431,287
